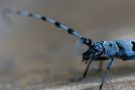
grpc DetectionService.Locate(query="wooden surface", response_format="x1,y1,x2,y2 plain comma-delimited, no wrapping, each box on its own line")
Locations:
45,75,135,90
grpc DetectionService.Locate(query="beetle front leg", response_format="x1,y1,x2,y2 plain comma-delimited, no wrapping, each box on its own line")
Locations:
99,58,114,90
79,59,92,80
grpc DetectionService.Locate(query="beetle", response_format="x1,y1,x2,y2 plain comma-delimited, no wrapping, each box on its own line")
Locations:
3,8,135,90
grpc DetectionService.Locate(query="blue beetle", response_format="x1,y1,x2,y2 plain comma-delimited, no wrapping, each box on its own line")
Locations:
83,40,135,61
82,40,135,89
3,9,135,90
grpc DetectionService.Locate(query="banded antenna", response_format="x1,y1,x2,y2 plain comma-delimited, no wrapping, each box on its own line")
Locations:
3,9,92,46
2,9,95,84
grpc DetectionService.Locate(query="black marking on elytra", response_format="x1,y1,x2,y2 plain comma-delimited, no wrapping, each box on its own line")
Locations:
116,41,128,60
54,22,61,27
67,28,74,34
16,11,21,14
41,16,46,21
131,41,135,51
116,42,124,51
29,13,33,17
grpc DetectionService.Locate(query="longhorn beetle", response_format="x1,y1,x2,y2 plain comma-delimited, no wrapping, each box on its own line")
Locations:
3,9,135,90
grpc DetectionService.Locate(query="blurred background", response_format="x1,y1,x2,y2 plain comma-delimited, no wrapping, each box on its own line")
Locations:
0,0,135,89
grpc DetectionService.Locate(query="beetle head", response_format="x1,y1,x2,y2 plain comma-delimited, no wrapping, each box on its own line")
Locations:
82,41,104,63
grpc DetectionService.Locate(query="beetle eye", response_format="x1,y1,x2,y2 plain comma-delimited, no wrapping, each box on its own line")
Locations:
82,51,90,60
82,48,92,60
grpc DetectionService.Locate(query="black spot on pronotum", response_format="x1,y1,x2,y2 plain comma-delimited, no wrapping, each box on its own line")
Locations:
41,16,46,21
54,22,61,27
131,41,135,51
67,28,74,34
109,44,112,47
